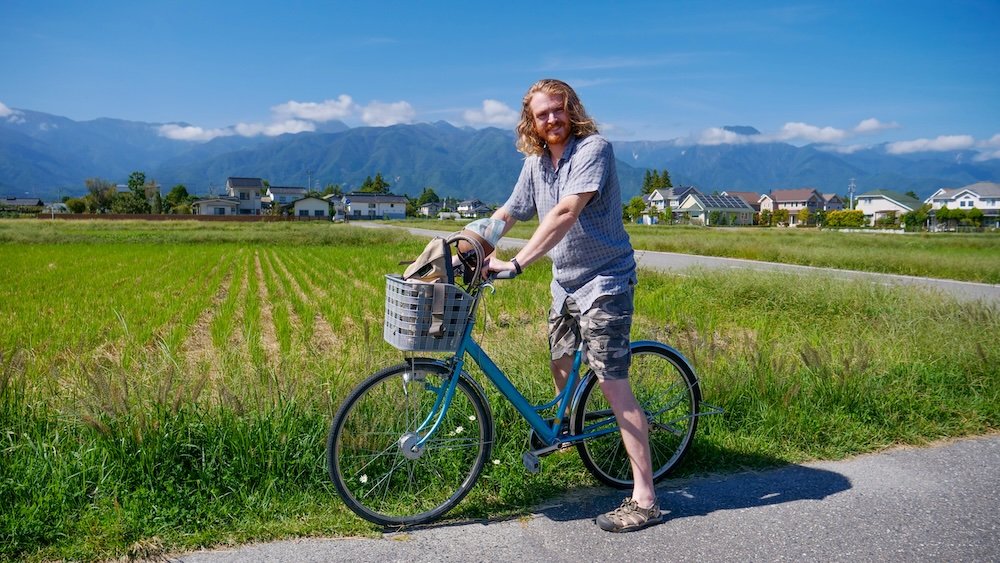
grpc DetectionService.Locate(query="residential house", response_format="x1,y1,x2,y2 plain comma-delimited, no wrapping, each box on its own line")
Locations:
720,191,762,212
323,194,347,220
759,188,825,226
1,196,44,209
822,193,845,211
854,189,921,227
226,177,263,215
926,181,1000,230
419,201,443,218
677,193,755,226
290,196,330,219
641,186,699,224
343,192,408,220
267,186,308,206
457,199,491,218
192,197,240,216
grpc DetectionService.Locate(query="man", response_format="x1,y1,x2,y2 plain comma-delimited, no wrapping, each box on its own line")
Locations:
486,79,661,532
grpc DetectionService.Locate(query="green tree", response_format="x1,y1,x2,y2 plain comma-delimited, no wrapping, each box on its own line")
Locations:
641,168,673,195
759,209,772,226
360,172,391,194
968,207,984,227
798,208,811,226
416,187,441,206
772,209,789,226
65,197,86,213
111,191,150,214
902,203,930,231
623,196,646,222
164,185,192,214
84,177,116,213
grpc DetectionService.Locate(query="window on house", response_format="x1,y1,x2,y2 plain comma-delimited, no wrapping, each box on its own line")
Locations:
239,192,248,200
214,207,226,215
313,210,324,217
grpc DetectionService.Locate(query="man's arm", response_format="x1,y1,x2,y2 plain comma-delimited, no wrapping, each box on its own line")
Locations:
488,191,594,274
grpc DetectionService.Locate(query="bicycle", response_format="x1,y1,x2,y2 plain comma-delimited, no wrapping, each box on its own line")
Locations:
327,233,713,526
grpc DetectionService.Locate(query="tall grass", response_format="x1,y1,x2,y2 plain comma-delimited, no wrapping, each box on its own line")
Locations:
1,219,997,560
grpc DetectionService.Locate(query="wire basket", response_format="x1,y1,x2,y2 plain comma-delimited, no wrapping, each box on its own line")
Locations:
383,275,474,352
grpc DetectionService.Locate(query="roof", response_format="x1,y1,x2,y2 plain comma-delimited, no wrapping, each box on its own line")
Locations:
720,191,762,205
2,197,44,207
768,188,821,202
856,189,921,210
344,192,409,204
823,193,843,201
648,186,699,201
268,186,307,195
682,193,754,211
932,182,1000,200
226,177,264,189
193,197,239,206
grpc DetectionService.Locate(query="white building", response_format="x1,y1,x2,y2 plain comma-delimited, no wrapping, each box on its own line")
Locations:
226,177,263,215
343,192,408,220
854,189,921,226
926,182,1000,229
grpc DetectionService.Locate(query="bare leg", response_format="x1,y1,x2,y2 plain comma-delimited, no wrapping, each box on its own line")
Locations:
550,354,573,394
598,378,656,508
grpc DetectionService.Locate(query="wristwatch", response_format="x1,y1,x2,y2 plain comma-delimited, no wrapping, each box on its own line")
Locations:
511,257,523,275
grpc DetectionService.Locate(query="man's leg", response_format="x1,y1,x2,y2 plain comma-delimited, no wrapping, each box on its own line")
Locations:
550,354,573,394
598,378,655,507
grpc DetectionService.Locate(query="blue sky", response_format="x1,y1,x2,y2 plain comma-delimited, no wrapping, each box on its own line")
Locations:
2,0,998,159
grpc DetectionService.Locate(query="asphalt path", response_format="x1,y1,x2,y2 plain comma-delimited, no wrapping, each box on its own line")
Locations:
361,224,1000,306
175,434,1000,562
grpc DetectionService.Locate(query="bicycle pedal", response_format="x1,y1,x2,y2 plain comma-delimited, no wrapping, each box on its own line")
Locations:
521,451,540,474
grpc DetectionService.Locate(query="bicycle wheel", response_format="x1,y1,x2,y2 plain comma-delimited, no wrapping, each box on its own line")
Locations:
328,361,493,526
574,342,701,488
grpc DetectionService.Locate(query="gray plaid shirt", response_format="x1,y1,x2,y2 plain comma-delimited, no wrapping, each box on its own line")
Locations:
503,134,636,313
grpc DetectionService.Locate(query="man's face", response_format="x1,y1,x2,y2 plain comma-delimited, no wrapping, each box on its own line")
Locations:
529,92,571,148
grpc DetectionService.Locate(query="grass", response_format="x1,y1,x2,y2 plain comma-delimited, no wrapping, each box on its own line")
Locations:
392,218,1000,284
1,218,998,560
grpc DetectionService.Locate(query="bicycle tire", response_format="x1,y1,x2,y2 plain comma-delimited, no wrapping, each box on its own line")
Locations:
573,342,701,488
328,361,493,526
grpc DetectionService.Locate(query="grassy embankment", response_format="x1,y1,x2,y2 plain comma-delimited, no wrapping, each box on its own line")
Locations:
1,219,997,561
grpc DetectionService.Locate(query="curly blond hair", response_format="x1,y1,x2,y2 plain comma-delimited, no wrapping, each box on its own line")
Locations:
515,79,599,156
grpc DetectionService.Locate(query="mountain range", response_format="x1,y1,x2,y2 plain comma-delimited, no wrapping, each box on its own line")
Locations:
3,109,998,204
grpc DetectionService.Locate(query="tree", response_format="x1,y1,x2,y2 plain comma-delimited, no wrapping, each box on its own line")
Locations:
902,203,930,231
772,209,790,226
164,184,192,214
84,177,116,213
360,172,391,194
798,208,811,226
324,183,343,197
111,191,150,214
65,197,87,213
641,168,673,195
967,207,984,228
623,196,646,223
759,209,772,226
416,187,441,206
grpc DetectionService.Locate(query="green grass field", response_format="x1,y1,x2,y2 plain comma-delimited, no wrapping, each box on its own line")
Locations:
1,219,998,560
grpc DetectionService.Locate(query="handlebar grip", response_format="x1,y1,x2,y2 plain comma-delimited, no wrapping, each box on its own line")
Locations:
493,270,518,280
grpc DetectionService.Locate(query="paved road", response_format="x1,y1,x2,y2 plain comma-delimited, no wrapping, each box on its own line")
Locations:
363,224,1000,306
175,434,999,562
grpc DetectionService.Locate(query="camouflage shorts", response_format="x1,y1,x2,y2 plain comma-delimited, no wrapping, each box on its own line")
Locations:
548,290,633,381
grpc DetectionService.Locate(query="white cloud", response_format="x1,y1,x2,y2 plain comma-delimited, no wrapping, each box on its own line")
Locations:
973,133,1000,161
886,135,975,154
775,122,848,143
158,124,234,142
463,99,518,127
361,101,415,126
854,117,899,134
234,119,316,137
0,101,14,117
696,127,755,145
817,143,867,154
271,95,357,122
1,101,25,123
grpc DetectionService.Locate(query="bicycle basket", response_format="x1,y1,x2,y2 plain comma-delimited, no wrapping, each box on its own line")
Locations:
383,274,474,352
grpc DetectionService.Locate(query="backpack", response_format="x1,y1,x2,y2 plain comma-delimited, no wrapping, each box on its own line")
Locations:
401,237,454,338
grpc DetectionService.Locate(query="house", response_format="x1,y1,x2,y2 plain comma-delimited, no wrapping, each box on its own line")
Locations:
677,193,755,226
226,177,263,215
343,192,408,220
1,196,44,208
267,186,308,206
457,199,491,218
759,188,825,226
926,181,1000,230
290,196,330,219
720,191,762,212
640,186,700,224
822,193,845,211
323,194,347,220
192,197,240,216
854,189,921,226
419,201,442,217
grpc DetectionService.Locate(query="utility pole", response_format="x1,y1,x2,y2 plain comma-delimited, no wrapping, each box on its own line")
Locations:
848,178,856,209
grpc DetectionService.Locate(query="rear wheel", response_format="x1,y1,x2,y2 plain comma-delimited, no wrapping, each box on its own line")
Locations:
574,343,701,488
328,362,493,526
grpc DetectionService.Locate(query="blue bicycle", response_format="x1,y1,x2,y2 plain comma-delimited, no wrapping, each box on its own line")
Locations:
327,234,707,526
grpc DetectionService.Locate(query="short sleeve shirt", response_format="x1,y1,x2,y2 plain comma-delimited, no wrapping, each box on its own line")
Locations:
503,134,636,313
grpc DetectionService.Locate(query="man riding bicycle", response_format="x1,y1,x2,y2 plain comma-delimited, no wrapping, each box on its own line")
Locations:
486,78,661,532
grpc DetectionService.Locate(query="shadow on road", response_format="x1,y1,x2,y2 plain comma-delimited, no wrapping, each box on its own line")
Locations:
534,462,852,524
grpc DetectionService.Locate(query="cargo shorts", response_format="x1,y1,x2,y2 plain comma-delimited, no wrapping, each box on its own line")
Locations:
548,289,633,381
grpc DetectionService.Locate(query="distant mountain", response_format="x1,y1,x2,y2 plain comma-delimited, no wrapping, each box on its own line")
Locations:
2,108,998,203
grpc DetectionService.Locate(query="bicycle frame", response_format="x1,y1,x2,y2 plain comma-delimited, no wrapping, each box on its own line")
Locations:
412,283,622,451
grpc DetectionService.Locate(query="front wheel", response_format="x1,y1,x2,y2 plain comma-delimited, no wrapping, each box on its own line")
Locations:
574,342,701,488
327,361,493,526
